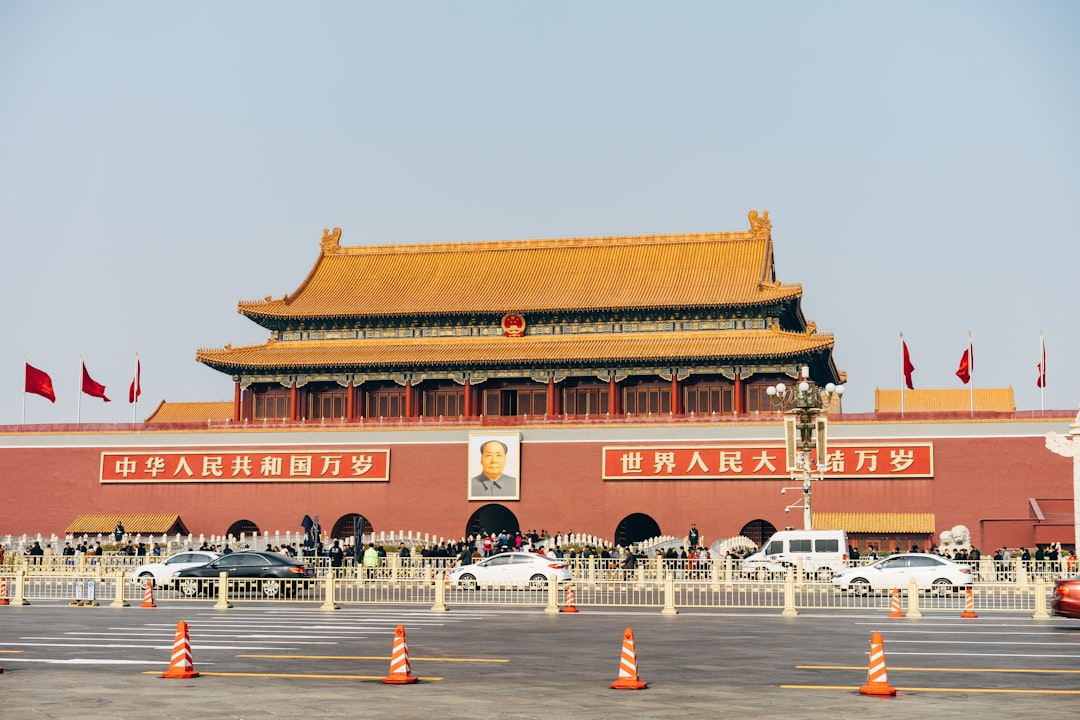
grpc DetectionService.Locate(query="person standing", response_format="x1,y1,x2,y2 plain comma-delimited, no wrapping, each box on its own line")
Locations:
329,540,345,572
362,543,380,578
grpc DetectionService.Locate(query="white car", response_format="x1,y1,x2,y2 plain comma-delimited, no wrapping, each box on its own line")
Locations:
832,553,972,595
130,551,222,586
448,551,571,589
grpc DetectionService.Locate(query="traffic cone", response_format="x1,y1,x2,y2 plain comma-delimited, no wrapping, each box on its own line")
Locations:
960,586,978,618
0,579,9,605
161,620,199,679
611,627,648,689
561,583,580,613
887,588,904,618
859,631,896,696
381,624,419,684
141,580,157,608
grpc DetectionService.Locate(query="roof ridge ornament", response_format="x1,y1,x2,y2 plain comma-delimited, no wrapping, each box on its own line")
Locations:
747,209,771,239
321,227,342,254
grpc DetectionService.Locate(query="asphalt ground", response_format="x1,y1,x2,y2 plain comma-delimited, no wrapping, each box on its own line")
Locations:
2,602,1079,719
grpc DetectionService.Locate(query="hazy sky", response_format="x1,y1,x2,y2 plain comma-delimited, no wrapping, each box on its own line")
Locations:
2,1,1078,425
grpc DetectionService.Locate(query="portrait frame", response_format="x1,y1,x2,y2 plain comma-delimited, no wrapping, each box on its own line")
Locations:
467,432,521,501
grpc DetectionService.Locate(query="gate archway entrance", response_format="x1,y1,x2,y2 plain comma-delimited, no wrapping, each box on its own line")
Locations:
738,519,777,547
225,519,260,541
331,513,373,541
466,504,520,539
614,513,661,548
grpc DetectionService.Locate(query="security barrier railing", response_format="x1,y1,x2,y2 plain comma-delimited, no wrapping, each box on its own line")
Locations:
0,564,1063,618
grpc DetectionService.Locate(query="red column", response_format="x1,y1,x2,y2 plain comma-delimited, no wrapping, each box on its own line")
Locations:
290,382,298,421
404,379,413,418
233,382,241,423
346,380,354,421
547,378,555,417
734,373,744,414
670,375,680,415
464,380,472,417
608,375,618,415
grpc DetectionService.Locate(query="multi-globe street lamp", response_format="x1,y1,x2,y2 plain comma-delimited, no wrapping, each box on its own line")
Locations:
766,366,844,530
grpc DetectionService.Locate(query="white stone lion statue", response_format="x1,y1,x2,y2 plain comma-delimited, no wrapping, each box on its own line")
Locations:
938,524,971,552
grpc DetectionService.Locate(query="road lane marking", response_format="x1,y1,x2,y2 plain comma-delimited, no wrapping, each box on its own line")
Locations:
798,664,1080,674
237,653,508,663
783,685,1080,695
140,671,444,680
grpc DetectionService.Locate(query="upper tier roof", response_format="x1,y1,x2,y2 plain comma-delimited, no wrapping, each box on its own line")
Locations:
238,210,799,323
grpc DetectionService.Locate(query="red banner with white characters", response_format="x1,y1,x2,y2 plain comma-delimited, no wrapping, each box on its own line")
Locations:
100,448,390,483
602,443,933,480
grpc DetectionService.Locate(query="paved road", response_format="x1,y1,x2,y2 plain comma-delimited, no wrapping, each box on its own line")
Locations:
2,602,1079,719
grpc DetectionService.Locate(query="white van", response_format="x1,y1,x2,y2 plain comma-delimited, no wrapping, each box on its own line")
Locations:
741,530,849,576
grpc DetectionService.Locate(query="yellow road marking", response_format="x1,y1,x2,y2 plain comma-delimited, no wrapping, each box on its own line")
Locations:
797,665,1080,674
143,671,443,680
236,653,507,663
0,650,26,654
783,685,1080,695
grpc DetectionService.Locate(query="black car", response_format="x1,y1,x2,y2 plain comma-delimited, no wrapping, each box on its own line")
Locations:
172,551,314,597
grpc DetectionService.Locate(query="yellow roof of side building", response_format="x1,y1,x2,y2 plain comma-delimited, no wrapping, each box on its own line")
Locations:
144,400,234,424
814,513,936,534
875,388,1015,413
237,213,799,321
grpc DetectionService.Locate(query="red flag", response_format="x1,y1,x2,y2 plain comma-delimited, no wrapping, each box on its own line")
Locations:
128,359,141,403
1037,335,1046,388
902,341,915,390
81,362,111,402
25,362,56,403
955,346,973,385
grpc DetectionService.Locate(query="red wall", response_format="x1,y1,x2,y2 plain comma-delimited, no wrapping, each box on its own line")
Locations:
0,432,1073,551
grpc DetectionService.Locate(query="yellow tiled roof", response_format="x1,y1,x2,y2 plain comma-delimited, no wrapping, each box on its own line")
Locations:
813,513,935,534
198,328,834,371
145,400,234,424
875,388,1015,413
66,514,187,535
238,225,799,320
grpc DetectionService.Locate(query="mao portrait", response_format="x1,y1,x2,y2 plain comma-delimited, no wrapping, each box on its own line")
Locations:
468,433,520,500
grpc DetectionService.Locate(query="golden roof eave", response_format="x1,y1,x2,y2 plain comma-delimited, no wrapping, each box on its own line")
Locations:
197,329,835,372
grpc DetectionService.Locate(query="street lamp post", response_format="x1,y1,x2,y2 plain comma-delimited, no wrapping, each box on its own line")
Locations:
766,366,844,530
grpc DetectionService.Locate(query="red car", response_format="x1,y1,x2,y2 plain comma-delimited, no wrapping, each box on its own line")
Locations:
1051,576,1080,619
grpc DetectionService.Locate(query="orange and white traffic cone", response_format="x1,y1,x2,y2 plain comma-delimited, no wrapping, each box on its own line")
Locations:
0,579,9,606
161,620,199,679
561,583,579,613
611,627,647,690
859,631,896,696
141,580,157,608
960,586,978,618
381,624,419,684
887,588,904,618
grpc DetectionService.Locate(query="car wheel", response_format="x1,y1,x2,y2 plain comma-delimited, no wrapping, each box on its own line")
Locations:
137,571,156,586
458,573,478,590
261,579,282,597
178,578,201,597
529,573,548,590
849,578,871,596
931,578,953,595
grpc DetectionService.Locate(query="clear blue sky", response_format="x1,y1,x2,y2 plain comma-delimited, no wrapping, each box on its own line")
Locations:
2,1,1078,424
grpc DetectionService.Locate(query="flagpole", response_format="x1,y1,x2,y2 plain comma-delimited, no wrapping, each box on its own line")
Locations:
132,352,139,424
22,354,28,425
899,332,905,418
77,353,83,425
972,330,980,418
1039,330,1045,413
